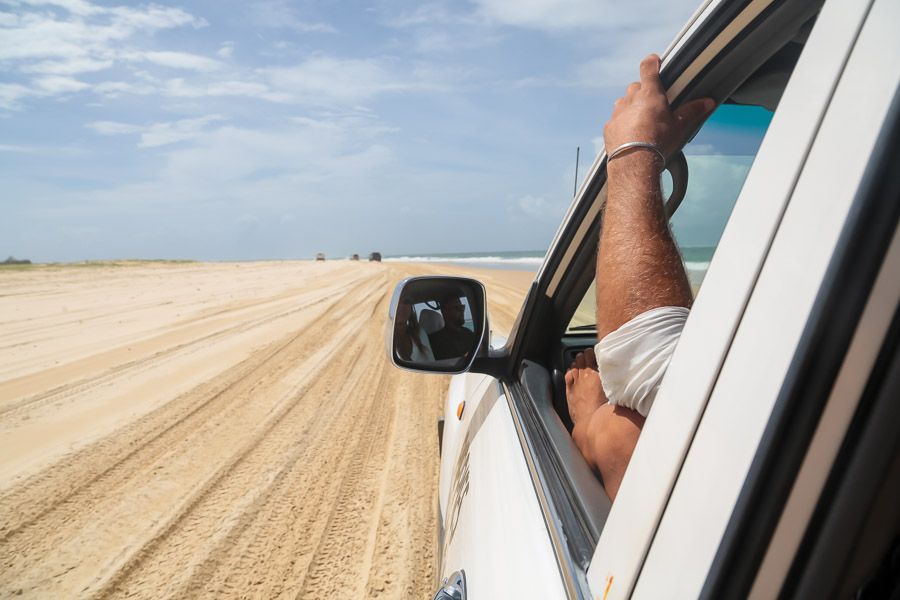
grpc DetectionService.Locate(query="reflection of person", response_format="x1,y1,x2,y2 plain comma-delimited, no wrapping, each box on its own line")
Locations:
394,299,435,362
428,293,477,360
565,55,715,500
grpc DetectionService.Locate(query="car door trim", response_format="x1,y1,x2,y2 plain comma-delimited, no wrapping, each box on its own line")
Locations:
503,380,591,599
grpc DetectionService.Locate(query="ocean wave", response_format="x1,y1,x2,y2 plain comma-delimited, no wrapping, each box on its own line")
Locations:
685,261,711,271
385,256,545,265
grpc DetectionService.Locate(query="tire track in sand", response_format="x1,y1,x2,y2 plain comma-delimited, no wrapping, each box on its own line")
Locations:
0,272,373,543
101,287,394,599
0,267,366,417
0,262,531,600
0,270,388,598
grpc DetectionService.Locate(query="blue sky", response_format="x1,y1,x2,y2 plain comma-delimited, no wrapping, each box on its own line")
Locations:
2,0,719,262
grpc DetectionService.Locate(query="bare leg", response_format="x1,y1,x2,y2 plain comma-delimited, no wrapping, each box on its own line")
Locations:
565,349,644,500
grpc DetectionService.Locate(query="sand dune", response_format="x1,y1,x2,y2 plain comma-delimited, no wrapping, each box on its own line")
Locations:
0,261,532,599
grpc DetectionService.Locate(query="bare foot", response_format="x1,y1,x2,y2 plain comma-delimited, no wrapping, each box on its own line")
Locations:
565,348,644,501
564,348,606,429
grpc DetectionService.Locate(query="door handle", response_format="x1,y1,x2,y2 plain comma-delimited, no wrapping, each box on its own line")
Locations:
432,570,466,600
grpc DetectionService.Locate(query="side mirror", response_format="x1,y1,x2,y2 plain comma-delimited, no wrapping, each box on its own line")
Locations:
386,276,488,374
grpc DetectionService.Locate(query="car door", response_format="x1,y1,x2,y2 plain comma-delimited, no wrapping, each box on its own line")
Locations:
436,370,568,600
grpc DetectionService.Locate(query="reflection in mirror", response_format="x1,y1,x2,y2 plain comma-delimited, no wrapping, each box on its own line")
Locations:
389,277,485,373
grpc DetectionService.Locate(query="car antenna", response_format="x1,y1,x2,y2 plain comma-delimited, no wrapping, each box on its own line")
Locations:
573,146,580,198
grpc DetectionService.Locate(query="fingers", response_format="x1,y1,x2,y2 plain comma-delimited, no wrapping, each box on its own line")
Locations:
565,369,574,387
639,54,664,94
674,97,716,131
626,81,641,96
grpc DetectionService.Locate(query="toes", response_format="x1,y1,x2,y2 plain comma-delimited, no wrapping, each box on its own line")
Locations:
574,352,585,369
585,347,598,369
565,369,574,388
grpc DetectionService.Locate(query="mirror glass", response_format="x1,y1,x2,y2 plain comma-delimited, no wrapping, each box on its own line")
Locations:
390,277,485,373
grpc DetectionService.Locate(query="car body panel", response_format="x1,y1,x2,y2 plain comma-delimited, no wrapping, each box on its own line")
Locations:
439,377,566,599
635,0,899,596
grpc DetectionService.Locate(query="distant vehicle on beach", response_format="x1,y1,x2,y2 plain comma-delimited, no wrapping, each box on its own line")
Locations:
386,0,900,598
350,254,360,261
315,253,325,261
368,252,382,262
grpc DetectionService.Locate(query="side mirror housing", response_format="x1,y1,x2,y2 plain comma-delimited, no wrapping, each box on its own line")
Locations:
386,276,489,374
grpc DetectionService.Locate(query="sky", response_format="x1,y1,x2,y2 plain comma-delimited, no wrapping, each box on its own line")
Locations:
2,0,725,262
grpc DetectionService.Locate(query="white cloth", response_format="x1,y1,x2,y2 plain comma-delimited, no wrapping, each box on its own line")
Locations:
594,306,689,417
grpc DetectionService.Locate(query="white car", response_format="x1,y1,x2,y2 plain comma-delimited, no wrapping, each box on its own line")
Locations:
387,0,900,598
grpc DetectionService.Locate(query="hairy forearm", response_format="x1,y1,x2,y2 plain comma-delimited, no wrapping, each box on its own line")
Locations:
596,151,692,339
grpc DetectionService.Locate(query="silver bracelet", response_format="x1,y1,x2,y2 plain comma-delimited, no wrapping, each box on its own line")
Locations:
607,141,666,167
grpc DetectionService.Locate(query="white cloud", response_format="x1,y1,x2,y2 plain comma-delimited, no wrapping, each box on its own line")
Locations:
670,155,754,246
384,3,459,28
129,50,221,71
0,0,212,108
22,57,114,74
0,143,42,153
0,82,35,109
217,42,235,59
261,56,432,105
87,120,141,135
93,80,157,96
87,115,227,148
471,0,686,32
138,116,226,148
0,12,20,27
248,0,336,33
15,0,102,16
162,78,289,102
32,75,89,93
515,194,567,219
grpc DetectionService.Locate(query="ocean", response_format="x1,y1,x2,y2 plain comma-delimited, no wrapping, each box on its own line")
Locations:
385,246,716,277
384,250,546,271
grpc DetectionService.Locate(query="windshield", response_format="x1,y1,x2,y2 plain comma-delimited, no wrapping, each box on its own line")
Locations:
566,104,774,334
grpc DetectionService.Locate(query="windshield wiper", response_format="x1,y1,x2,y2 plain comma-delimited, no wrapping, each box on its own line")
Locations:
567,324,597,332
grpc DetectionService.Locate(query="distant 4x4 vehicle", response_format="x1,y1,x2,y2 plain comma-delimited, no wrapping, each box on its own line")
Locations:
315,253,325,261
387,0,900,598
369,252,382,262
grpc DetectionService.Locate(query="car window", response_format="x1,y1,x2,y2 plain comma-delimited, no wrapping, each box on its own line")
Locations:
566,104,774,333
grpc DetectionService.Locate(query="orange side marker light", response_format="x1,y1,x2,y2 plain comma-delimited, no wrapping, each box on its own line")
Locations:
602,575,614,600
456,401,466,420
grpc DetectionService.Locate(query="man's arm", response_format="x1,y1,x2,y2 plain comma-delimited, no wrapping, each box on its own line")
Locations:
597,55,713,338
566,55,714,499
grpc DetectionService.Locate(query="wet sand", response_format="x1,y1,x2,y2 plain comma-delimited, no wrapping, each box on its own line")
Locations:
0,260,533,599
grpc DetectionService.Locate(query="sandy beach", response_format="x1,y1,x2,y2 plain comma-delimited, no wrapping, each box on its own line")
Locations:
0,260,533,599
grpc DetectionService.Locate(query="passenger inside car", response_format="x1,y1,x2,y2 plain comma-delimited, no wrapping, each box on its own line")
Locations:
565,54,714,500
429,293,477,360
